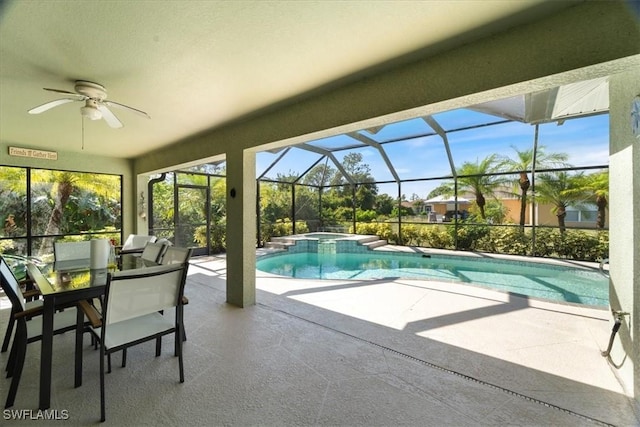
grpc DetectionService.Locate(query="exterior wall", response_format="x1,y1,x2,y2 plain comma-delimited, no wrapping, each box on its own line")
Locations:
501,199,522,224
609,68,640,402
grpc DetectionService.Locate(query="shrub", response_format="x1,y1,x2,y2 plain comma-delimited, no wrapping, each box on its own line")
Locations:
554,229,604,261
0,239,17,253
258,218,309,247
351,222,394,242
401,224,420,246
487,226,530,255
529,228,554,257
451,223,490,251
355,209,377,222
194,223,227,253
420,226,454,249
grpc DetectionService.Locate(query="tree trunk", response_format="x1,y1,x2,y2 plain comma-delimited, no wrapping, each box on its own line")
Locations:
519,173,530,229
476,192,486,220
596,195,607,229
556,204,567,234
39,180,74,254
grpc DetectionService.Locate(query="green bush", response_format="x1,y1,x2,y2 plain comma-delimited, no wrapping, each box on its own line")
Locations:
351,222,394,242
0,239,17,253
420,226,454,249
481,227,529,255
553,229,607,261
451,223,490,251
401,224,420,246
531,228,555,257
355,209,377,222
375,222,608,262
258,218,309,247
195,222,227,254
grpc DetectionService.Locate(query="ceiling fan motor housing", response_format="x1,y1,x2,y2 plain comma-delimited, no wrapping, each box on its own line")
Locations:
74,80,107,100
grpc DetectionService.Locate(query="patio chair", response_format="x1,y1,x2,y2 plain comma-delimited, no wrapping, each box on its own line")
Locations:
78,264,187,422
112,245,191,367
53,241,95,273
160,246,193,340
159,246,192,266
0,256,82,408
140,241,167,265
1,256,42,353
54,240,92,262
118,234,157,254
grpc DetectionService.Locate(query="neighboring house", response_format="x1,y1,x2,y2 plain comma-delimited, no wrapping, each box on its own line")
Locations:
423,195,472,222
415,191,608,229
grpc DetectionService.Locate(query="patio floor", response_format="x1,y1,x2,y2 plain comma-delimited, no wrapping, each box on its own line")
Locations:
1,252,638,425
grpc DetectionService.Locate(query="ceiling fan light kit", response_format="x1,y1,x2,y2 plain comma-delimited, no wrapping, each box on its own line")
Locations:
27,80,150,128
81,100,102,121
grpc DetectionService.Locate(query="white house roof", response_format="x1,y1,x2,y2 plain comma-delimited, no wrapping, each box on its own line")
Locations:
424,195,471,204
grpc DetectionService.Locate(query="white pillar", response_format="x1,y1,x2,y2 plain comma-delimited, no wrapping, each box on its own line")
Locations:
225,149,256,307
608,68,640,402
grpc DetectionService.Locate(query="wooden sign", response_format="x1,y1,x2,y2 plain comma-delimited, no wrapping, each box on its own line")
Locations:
8,146,58,160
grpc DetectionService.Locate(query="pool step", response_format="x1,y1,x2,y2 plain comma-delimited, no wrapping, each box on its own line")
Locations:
361,239,388,249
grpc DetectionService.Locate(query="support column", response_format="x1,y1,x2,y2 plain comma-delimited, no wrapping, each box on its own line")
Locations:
608,68,640,402
225,149,256,307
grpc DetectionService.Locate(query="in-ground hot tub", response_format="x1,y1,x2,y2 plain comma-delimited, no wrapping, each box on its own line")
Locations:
269,232,384,254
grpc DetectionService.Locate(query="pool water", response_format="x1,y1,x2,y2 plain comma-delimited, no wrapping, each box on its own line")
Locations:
256,252,609,307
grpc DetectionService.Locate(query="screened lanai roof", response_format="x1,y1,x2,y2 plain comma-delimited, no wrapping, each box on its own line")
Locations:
471,76,609,124
187,76,610,190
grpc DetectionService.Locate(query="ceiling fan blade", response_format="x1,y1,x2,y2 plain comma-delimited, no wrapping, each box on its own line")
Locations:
96,105,123,128
43,87,83,96
28,98,78,114
104,100,151,119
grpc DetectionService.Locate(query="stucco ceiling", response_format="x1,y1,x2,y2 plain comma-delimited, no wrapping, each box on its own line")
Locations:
0,0,579,159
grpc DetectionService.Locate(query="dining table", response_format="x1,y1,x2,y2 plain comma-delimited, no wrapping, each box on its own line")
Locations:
26,254,154,410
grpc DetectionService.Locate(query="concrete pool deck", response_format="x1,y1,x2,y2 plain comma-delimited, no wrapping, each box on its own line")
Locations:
194,249,638,425
1,250,637,425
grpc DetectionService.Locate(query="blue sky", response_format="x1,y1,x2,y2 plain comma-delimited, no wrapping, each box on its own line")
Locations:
256,108,609,199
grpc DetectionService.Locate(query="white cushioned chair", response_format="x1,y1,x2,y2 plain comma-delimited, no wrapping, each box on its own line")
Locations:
78,264,187,422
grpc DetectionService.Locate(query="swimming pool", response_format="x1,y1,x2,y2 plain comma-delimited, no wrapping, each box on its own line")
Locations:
256,251,609,307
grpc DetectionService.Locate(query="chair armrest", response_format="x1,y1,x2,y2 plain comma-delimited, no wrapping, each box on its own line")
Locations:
14,305,44,319
78,300,102,328
119,248,144,255
23,288,42,299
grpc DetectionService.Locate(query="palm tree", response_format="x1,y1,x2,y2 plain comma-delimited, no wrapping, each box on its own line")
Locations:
33,170,121,254
564,170,609,229
535,171,586,233
456,154,504,220
500,145,568,229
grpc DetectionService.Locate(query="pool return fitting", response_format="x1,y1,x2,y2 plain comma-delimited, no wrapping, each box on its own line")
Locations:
601,310,630,358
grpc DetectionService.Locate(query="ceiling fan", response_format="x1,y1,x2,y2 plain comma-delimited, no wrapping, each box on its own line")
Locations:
27,80,150,128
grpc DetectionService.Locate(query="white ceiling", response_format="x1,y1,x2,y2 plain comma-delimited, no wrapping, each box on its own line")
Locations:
0,0,578,159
